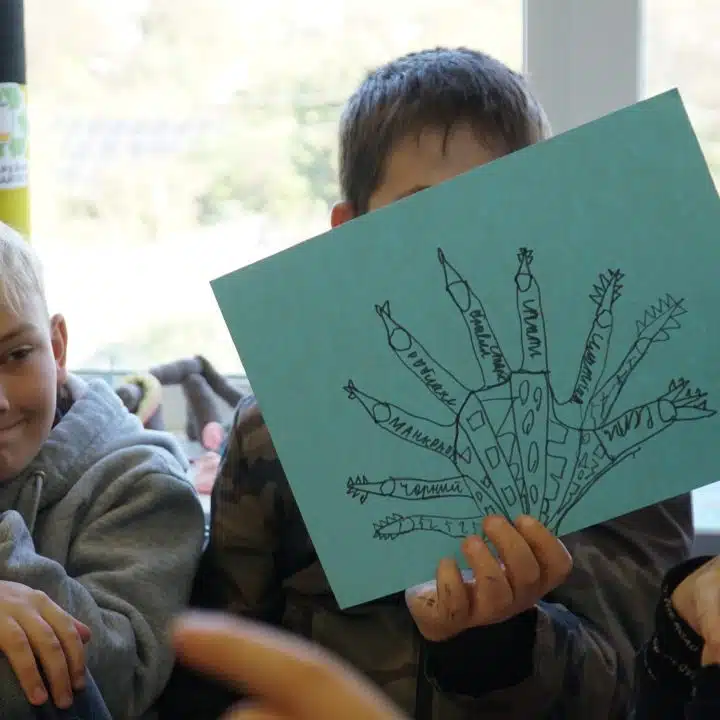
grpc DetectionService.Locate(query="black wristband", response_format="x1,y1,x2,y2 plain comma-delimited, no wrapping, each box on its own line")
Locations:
424,608,538,697
643,556,710,694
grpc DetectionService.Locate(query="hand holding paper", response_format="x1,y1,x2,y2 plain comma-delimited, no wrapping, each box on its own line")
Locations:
671,557,720,666
405,515,571,641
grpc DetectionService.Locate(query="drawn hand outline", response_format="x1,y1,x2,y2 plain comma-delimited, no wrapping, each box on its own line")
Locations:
344,248,714,539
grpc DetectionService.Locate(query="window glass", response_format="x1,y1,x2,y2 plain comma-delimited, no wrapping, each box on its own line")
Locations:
25,0,522,372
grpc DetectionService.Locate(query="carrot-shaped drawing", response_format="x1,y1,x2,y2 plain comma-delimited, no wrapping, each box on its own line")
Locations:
438,248,511,385
570,270,623,408
373,513,485,540
587,294,686,426
515,248,548,373
343,381,458,463
374,300,468,410
346,475,472,503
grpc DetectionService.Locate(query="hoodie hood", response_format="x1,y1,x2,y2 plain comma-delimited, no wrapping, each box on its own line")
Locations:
0,374,188,531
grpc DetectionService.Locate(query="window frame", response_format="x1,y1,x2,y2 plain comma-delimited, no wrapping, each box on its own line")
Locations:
523,0,642,134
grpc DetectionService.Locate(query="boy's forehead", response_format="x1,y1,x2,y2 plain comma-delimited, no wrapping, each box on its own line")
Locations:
368,123,502,211
0,300,48,340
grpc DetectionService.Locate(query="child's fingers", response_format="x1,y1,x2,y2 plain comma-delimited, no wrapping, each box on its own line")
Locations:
173,612,405,720
483,516,541,603
436,557,471,624
513,516,572,593
461,533,513,617
73,619,92,644
224,703,286,720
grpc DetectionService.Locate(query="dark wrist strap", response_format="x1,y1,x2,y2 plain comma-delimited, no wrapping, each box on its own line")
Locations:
643,556,710,694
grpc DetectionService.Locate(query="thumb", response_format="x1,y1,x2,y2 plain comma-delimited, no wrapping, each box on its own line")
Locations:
172,612,406,720
73,619,92,644
405,579,438,604
694,577,720,665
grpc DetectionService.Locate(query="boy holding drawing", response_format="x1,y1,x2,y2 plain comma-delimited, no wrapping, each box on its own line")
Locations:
206,48,693,718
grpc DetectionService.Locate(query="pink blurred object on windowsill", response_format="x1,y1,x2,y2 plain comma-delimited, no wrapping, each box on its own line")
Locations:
190,452,220,495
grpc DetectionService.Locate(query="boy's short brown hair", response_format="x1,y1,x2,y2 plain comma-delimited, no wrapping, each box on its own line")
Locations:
339,47,550,213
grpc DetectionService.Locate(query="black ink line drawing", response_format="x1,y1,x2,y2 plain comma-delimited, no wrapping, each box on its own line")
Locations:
344,248,715,539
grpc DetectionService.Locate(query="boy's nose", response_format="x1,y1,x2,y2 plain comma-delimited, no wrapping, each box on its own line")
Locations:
0,384,11,412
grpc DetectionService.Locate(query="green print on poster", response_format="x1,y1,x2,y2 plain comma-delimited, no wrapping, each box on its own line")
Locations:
0,83,28,189
213,90,720,609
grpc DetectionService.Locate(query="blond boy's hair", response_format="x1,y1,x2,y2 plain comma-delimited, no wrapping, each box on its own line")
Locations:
0,221,48,317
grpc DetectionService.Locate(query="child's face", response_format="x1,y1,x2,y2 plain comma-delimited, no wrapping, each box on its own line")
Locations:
367,123,501,211
0,300,67,483
331,122,503,228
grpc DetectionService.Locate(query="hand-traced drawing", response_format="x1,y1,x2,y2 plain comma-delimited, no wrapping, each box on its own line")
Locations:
344,248,715,539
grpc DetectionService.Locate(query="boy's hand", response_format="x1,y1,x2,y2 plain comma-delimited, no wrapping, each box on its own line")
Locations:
405,515,572,642
0,580,91,708
173,611,406,719
671,556,720,665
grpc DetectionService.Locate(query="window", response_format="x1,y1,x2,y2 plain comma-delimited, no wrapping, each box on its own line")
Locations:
18,0,719,536
24,0,522,374
644,0,720,532
644,0,719,189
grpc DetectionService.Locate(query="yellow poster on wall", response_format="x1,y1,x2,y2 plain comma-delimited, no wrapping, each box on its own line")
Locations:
0,82,29,236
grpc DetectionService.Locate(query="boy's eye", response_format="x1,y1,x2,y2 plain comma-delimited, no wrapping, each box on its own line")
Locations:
5,346,34,364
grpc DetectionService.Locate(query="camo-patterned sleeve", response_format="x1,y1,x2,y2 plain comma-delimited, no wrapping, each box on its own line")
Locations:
424,495,693,719
208,398,298,622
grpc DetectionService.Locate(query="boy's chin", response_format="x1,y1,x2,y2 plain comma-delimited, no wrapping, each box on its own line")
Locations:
0,435,44,484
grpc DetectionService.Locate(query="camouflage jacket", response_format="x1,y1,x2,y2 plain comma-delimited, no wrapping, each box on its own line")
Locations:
206,396,693,720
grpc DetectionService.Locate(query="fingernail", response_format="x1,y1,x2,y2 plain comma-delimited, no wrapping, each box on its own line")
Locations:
463,535,482,552
484,515,504,530
59,693,73,709
31,687,48,705
74,674,86,690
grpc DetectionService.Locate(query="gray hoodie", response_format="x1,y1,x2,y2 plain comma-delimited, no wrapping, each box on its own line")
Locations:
0,376,205,719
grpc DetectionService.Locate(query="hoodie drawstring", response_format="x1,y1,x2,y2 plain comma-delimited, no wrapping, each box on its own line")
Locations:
15,471,44,534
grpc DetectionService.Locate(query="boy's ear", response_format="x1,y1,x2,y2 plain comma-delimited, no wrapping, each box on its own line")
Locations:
50,313,69,384
330,201,356,228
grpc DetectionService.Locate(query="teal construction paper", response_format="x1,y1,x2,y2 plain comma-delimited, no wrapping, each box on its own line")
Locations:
212,90,720,609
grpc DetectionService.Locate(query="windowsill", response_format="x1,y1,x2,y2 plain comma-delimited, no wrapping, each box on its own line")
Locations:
73,368,250,436
692,530,720,556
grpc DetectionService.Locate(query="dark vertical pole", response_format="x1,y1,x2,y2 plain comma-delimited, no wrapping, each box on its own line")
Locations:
0,0,29,236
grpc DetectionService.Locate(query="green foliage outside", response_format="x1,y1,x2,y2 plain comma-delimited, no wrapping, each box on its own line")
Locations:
20,0,719,371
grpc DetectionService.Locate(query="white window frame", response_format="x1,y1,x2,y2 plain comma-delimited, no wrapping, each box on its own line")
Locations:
523,0,642,134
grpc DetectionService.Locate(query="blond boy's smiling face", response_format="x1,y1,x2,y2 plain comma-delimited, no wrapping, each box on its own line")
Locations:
0,299,67,483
